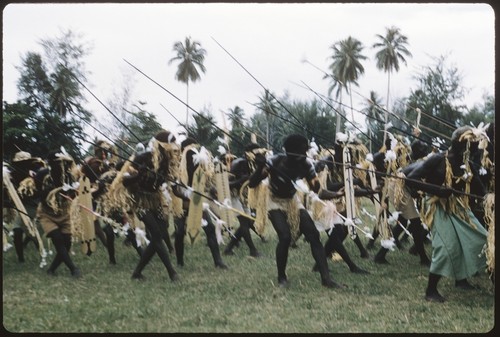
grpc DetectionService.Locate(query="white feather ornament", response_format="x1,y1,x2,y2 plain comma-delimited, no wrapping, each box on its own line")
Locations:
292,179,310,194
384,150,397,163
193,146,211,166
381,237,396,251
336,132,348,143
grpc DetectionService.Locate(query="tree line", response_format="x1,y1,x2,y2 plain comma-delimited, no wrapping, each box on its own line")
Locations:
3,28,494,163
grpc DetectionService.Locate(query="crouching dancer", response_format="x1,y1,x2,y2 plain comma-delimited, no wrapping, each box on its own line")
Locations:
248,134,344,289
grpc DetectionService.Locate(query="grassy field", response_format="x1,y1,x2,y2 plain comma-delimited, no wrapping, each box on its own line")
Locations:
3,208,495,333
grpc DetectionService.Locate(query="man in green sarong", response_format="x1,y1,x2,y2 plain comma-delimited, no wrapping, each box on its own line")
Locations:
405,125,490,302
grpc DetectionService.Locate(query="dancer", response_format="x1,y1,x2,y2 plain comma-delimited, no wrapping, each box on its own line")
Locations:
172,137,228,269
405,125,489,302
248,134,343,289
35,149,81,278
105,130,179,282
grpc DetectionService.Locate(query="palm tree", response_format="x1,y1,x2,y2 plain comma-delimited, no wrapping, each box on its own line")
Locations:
168,36,207,125
226,105,250,156
362,91,385,152
372,26,412,141
226,105,246,130
325,36,367,136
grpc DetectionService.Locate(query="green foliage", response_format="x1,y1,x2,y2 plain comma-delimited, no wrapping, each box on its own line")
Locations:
7,28,92,161
2,100,86,162
361,91,386,152
168,36,207,85
462,94,495,127
15,52,52,110
325,36,367,135
326,36,367,97
127,106,164,145
3,199,494,333
372,26,412,74
168,36,207,124
226,106,253,157
249,94,338,153
185,107,223,155
254,90,280,149
372,26,412,132
404,55,467,143
2,101,38,161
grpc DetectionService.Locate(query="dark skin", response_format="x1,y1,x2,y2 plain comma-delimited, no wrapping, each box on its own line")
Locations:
405,139,487,302
172,145,228,269
316,150,372,259
406,148,486,199
219,154,262,257
248,144,342,289
313,155,371,273
249,149,320,197
121,149,178,281
122,152,166,192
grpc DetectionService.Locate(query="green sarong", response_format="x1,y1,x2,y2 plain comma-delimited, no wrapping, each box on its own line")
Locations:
429,203,488,280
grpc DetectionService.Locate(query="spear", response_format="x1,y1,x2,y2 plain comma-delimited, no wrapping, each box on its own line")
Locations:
63,65,144,145
301,58,457,133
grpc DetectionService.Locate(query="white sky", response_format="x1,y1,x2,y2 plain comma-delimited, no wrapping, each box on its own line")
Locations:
2,2,495,138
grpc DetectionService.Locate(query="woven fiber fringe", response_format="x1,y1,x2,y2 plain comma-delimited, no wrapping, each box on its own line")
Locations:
354,160,370,188
17,177,36,198
248,181,269,236
179,144,199,185
70,195,83,240
392,173,407,209
287,197,301,242
169,193,184,218
102,158,136,215
317,168,328,190
46,187,72,216
268,194,301,242
484,193,495,273
186,166,206,243
3,207,16,224
312,199,337,230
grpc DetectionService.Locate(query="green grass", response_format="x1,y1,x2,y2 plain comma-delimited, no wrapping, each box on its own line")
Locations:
3,206,495,333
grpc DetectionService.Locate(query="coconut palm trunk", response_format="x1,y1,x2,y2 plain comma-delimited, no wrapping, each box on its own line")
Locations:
335,91,343,135
349,82,354,122
185,80,189,125
383,70,391,144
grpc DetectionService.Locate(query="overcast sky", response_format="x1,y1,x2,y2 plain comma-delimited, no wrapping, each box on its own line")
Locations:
2,2,495,140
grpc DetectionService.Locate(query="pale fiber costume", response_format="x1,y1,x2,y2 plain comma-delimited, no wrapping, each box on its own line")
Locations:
387,177,420,220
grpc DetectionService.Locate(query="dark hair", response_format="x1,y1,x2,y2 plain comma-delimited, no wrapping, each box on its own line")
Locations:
47,150,61,162
411,139,429,161
244,143,260,152
283,134,308,154
181,137,197,151
449,126,473,153
451,126,472,143
155,130,176,144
